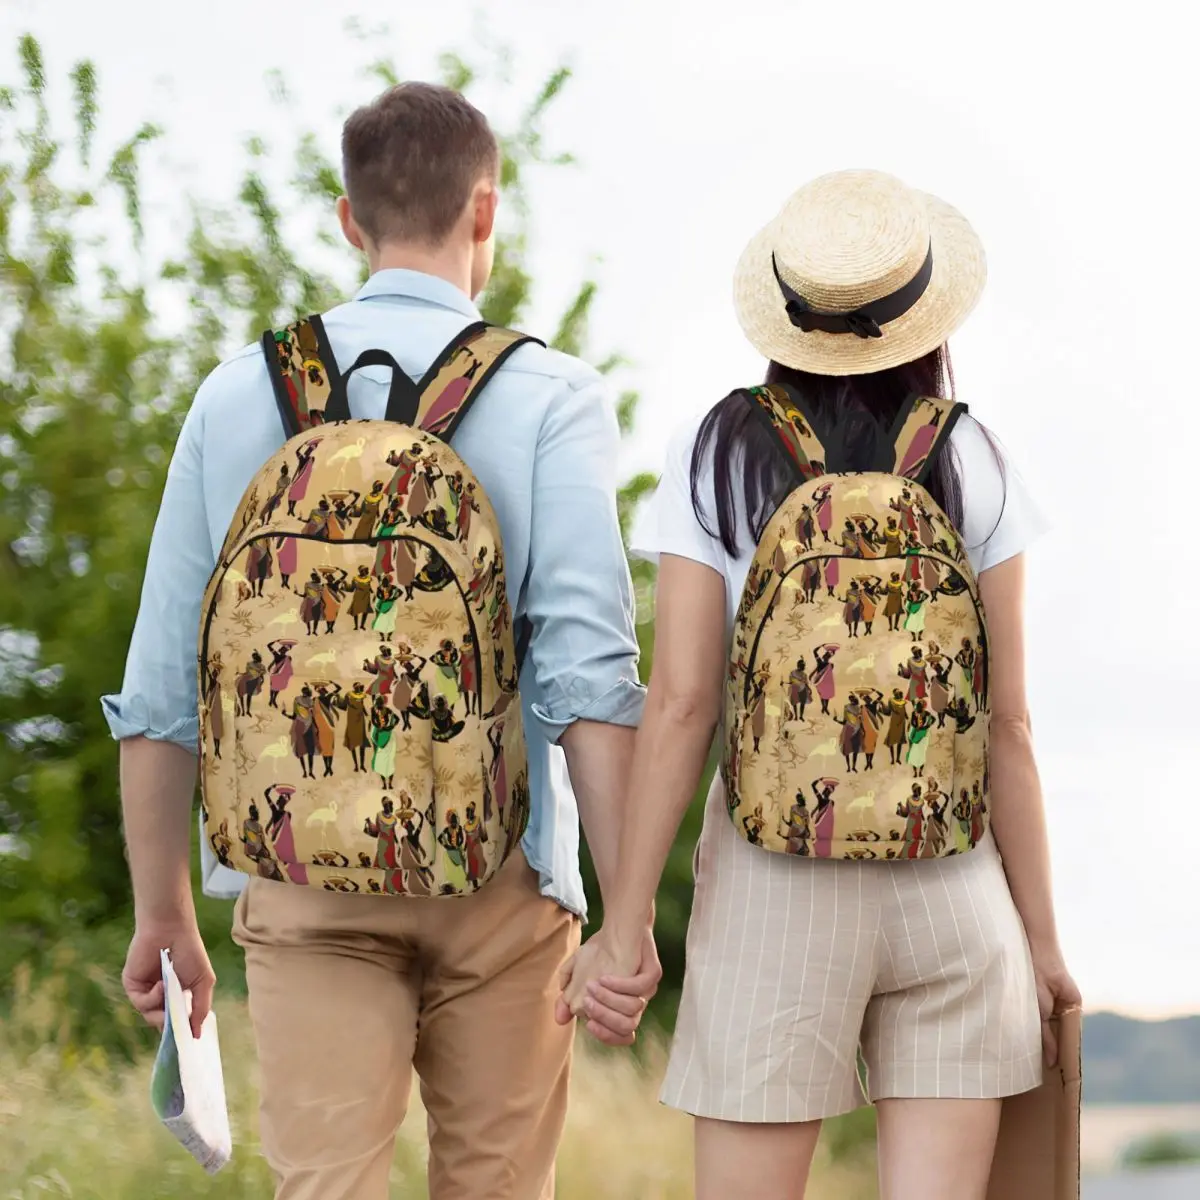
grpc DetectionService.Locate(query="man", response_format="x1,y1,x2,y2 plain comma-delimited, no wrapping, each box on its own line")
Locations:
104,82,659,1200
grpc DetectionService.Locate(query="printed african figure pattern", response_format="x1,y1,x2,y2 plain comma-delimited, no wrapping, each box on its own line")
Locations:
748,384,827,481
725,386,990,862
271,321,333,429
198,329,534,898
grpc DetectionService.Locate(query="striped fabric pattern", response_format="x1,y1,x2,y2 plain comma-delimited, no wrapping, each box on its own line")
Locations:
661,778,1044,1123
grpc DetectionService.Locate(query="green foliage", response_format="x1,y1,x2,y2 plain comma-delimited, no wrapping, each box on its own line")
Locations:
1120,1131,1200,1169
0,33,666,1051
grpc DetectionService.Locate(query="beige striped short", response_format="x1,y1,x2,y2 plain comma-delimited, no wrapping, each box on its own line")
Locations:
661,778,1043,1123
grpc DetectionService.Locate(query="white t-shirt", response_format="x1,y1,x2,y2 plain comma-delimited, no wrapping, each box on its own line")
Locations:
631,407,1048,631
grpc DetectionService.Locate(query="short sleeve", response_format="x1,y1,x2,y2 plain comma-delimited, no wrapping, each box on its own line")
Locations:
953,414,1050,575
630,416,724,573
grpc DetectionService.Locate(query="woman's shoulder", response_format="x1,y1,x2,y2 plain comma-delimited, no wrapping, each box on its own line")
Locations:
947,411,1049,573
629,406,727,571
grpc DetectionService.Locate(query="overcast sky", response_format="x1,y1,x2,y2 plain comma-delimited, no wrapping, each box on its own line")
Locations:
3,0,1196,1017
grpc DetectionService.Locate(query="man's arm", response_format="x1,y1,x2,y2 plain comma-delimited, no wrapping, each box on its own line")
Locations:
522,372,646,905
103,395,219,1038
521,372,657,1040
119,739,213,1038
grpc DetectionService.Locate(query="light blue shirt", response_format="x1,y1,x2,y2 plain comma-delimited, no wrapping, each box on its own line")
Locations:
101,269,645,918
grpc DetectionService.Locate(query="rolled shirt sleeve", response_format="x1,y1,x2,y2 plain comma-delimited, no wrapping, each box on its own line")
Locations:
100,386,217,752
523,375,646,742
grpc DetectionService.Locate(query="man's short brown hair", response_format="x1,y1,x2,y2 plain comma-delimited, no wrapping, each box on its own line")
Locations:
341,82,499,247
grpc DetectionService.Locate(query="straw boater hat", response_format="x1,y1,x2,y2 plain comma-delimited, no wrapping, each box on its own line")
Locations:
733,169,986,376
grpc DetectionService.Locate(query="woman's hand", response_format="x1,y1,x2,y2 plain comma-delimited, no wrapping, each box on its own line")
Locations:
555,926,660,1047
1030,943,1082,1066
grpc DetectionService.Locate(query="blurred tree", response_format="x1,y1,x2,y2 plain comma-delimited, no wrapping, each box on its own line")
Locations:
0,31,699,1048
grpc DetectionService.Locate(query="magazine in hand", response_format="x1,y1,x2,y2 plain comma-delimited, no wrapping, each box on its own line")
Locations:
149,948,232,1174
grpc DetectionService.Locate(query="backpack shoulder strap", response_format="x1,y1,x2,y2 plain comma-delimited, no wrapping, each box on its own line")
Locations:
412,322,544,440
744,383,828,483
263,316,543,440
261,314,347,438
888,394,968,484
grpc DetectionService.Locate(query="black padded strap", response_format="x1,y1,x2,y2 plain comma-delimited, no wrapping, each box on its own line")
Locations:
335,348,422,425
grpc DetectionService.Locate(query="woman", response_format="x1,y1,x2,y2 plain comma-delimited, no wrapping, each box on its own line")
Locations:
882,569,906,631
906,699,936,777
368,695,400,790
286,437,321,516
263,784,308,885
312,683,341,778
203,653,224,760
352,479,386,540
296,570,324,637
809,643,838,715
903,582,930,640
858,574,882,635
281,685,317,780
833,693,864,773
371,577,401,641
795,502,817,551
786,655,811,722
266,638,295,708
338,681,371,773
559,170,1078,1200
347,565,374,631
430,638,462,711
859,686,883,771
928,641,954,726
275,533,298,590
840,580,864,638
437,809,469,892
319,568,349,634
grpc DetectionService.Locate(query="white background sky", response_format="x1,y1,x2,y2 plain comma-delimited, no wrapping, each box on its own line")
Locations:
3,0,1197,1017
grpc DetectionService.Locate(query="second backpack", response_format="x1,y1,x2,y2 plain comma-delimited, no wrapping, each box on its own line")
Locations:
724,384,991,863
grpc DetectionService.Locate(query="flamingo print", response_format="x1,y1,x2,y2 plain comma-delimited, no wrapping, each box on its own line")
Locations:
326,436,367,486
305,799,341,845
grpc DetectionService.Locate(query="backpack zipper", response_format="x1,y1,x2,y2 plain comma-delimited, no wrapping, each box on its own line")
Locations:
740,548,989,708
199,530,486,705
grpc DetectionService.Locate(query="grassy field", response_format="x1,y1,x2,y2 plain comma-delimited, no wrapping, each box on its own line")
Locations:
0,967,877,1199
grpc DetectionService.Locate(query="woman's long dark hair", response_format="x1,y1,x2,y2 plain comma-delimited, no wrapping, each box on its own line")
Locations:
690,345,1003,557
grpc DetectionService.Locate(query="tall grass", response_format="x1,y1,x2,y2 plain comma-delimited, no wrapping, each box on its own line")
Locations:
0,965,877,1198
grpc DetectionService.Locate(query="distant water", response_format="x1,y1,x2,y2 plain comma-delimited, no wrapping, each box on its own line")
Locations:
1084,1163,1200,1199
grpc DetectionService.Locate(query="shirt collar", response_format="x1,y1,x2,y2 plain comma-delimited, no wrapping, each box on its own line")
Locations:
354,268,482,320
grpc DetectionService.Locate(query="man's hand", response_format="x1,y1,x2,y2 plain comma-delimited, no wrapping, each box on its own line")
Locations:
555,925,661,1047
123,921,215,1040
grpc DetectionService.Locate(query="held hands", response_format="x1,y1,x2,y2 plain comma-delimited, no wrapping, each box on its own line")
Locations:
555,925,661,1047
122,920,215,1041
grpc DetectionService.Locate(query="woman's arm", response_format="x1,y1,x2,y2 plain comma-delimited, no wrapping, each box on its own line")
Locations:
559,553,727,1009
604,553,727,954
979,553,1081,1059
978,554,1056,943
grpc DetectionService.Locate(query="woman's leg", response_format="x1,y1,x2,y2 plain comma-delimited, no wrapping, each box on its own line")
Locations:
875,1098,1000,1200
662,783,879,1200
695,1117,822,1200
862,840,1042,1200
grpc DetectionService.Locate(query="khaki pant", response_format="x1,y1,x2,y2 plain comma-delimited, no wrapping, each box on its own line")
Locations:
232,851,581,1200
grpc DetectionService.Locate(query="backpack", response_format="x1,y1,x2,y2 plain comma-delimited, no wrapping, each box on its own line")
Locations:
723,384,990,862
198,316,540,897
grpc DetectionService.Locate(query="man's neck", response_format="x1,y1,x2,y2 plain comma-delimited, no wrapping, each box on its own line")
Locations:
367,242,473,299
